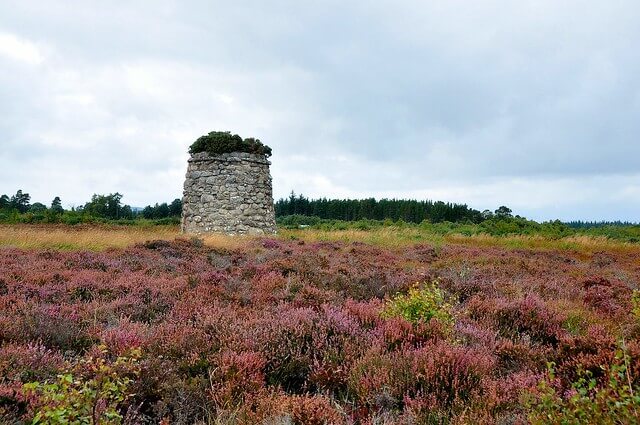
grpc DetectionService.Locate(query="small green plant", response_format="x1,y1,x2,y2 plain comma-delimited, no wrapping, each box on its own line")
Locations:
23,346,141,425
632,290,640,321
381,280,453,325
562,312,588,336
525,342,640,424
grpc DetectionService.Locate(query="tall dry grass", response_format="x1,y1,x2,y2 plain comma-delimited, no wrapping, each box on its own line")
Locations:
0,224,251,251
280,227,640,254
1,224,637,254
0,224,180,250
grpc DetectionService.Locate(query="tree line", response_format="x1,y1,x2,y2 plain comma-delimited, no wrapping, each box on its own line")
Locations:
0,190,182,223
566,220,639,228
274,192,506,224
3,188,638,233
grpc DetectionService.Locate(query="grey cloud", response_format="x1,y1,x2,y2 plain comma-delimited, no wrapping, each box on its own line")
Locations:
0,0,639,220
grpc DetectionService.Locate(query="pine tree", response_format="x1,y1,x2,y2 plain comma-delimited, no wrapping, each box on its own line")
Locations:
51,196,64,214
10,190,30,213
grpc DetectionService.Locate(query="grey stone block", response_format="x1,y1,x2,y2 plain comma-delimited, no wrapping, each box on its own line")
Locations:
181,152,277,235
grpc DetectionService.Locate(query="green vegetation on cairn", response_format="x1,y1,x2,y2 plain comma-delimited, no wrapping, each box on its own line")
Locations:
189,131,272,158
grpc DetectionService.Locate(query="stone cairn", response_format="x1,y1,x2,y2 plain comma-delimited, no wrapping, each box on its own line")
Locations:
181,151,277,235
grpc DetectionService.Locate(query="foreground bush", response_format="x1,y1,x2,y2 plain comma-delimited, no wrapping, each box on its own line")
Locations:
381,280,453,327
22,346,141,424
525,343,640,424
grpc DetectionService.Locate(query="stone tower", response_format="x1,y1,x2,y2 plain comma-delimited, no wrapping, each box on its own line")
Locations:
181,151,277,235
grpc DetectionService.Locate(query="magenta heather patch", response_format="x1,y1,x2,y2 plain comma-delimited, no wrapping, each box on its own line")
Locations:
0,238,639,423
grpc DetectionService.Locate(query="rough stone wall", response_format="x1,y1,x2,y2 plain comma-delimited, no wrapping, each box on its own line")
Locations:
181,152,277,235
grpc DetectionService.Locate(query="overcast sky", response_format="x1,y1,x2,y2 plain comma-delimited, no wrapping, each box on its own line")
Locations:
1,1,639,221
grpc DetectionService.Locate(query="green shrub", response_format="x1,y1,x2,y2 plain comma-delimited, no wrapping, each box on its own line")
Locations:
562,312,588,336
633,290,640,321
525,343,640,424
381,281,453,326
189,131,272,157
23,347,141,425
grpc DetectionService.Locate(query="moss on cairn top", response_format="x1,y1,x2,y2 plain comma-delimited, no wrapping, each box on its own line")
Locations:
189,131,272,158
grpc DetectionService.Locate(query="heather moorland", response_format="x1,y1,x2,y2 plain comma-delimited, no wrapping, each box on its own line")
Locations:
1,226,639,424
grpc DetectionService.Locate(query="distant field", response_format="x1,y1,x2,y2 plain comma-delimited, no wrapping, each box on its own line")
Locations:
1,223,638,255
279,227,640,255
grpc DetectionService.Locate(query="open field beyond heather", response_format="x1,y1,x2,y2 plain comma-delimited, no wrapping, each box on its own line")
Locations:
2,223,639,254
1,224,640,423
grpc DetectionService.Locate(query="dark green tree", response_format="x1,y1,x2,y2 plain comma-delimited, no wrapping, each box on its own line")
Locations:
29,202,48,213
494,206,513,219
120,205,133,220
156,203,170,218
141,205,155,219
10,190,30,213
83,193,129,219
50,196,64,214
169,198,182,216
0,194,9,210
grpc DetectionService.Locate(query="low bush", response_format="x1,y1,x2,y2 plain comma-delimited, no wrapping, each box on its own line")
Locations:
633,290,640,321
525,343,640,424
381,281,453,327
23,346,141,424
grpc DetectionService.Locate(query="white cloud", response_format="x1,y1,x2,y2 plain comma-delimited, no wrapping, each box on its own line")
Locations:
0,32,44,65
216,94,234,105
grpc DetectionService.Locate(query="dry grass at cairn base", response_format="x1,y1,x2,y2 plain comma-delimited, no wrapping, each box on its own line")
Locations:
0,224,249,251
